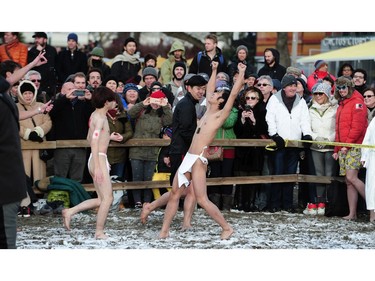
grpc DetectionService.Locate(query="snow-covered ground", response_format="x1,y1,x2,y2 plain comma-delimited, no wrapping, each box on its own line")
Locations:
6,208,375,280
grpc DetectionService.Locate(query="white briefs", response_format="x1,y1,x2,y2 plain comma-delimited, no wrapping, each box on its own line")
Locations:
177,149,208,188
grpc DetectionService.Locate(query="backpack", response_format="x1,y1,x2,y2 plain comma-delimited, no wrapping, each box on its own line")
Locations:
197,51,224,65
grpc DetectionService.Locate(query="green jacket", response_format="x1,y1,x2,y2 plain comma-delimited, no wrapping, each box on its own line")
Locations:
215,107,238,148
47,176,91,207
160,40,187,84
128,102,173,161
107,111,133,165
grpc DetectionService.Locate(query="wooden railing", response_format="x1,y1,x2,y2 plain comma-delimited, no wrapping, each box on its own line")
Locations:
21,139,343,193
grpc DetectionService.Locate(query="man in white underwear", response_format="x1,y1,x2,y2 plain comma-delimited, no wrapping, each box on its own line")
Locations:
159,61,246,240
62,86,117,239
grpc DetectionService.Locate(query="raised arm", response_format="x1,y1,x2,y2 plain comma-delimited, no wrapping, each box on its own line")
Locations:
223,63,246,113
207,61,219,94
7,51,47,86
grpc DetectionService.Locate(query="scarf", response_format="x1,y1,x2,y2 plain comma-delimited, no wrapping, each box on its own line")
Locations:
112,51,140,65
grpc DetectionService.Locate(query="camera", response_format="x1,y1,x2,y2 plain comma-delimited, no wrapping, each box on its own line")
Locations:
75,90,85,96
244,104,252,112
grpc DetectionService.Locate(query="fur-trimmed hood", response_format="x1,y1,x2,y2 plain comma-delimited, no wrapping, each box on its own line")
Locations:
17,80,37,106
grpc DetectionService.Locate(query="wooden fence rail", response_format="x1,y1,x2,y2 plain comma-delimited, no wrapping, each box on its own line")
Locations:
21,139,343,193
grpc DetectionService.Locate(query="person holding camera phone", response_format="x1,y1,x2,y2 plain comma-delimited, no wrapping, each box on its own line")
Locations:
127,89,173,209
233,87,269,212
49,72,94,183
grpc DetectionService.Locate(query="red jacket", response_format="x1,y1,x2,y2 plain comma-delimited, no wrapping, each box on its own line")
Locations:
334,90,367,152
0,39,28,67
307,70,336,92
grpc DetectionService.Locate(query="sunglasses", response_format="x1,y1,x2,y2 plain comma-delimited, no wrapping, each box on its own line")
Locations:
31,79,41,83
313,92,325,96
336,85,347,90
245,96,257,100
151,87,161,91
257,83,270,87
364,95,374,98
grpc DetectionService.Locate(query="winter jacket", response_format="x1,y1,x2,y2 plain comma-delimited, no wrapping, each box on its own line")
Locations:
309,98,338,152
257,48,286,81
46,176,91,207
111,52,141,84
56,48,88,84
49,94,94,140
188,47,227,77
307,70,336,92
334,90,367,152
128,102,172,161
234,102,268,172
160,40,187,84
107,111,133,165
16,80,52,140
169,92,199,155
266,90,312,140
0,39,28,67
0,79,27,204
28,44,58,96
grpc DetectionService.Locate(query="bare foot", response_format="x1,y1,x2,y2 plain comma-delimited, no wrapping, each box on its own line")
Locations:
95,232,109,239
181,224,192,231
62,209,72,230
159,230,169,239
220,227,234,240
140,203,151,224
343,215,357,221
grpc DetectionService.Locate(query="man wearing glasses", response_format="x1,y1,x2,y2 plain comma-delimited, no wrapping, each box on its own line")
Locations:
353,69,368,95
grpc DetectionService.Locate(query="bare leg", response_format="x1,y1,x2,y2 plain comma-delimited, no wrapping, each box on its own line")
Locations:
93,159,113,239
343,170,365,220
191,162,233,240
182,185,196,230
141,191,171,224
62,198,101,230
159,175,186,239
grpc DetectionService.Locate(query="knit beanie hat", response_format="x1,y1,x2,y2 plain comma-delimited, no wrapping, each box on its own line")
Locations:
281,75,297,88
286,66,302,77
312,83,331,99
314,60,327,70
142,67,158,81
91,47,104,57
104,75,118,87
173,62,187,80
20,81,36,94
123,83,139,94
150,90,166,99
236,45,248,55
272,79,282,91
67,33,78,42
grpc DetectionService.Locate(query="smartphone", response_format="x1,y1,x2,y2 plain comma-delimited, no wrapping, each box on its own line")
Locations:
244,104,252,112
75,90,85,97
150,97,161,104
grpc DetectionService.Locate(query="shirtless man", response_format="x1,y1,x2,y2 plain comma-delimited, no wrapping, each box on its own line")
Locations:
140,74,208,226
62,86,117,239
159,61,246,240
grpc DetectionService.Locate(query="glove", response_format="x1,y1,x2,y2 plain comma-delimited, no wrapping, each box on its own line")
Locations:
29,131,43,143
271,134,285,149
315,137,326,149
302,134,313,148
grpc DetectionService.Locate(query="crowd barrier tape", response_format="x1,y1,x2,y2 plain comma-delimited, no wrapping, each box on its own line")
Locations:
266,139,375,151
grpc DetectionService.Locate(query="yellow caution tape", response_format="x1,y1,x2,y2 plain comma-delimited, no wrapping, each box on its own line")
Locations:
266,139,375,151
